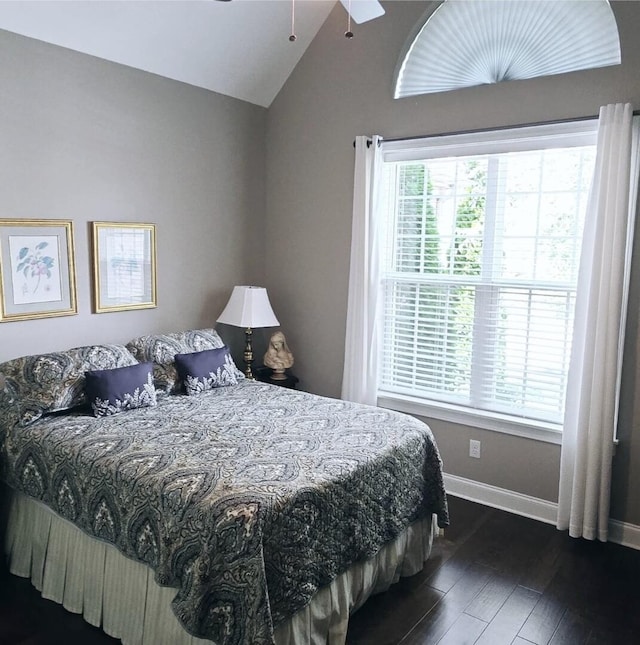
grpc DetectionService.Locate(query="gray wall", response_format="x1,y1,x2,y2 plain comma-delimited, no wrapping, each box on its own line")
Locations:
2,2,640,528
266,1,640,524
0,29,266,363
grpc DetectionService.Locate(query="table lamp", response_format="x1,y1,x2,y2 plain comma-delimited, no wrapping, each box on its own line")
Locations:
216,286,280,379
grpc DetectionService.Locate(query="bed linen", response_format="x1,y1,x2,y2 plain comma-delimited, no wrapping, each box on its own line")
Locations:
4,489,434,645
1,379,448,644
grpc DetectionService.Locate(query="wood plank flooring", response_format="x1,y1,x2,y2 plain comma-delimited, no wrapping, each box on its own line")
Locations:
1,496,639,644
347,497,640,644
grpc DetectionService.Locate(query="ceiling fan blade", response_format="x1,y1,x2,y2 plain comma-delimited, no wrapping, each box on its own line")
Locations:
339,0,385,24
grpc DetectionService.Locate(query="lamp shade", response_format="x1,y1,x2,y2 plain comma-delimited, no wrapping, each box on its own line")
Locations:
216,286,279,329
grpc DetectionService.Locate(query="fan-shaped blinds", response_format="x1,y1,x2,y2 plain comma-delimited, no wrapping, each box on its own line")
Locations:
395,0,621,98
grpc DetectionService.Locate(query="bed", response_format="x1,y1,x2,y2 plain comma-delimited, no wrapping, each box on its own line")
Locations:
0,329,448,645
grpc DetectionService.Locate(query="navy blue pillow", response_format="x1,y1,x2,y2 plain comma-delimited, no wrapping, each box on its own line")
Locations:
174,346,239,395
85,362,157,417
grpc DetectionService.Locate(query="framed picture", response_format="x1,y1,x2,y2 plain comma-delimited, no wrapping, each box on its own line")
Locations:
0,219,77,322
92,222,157,313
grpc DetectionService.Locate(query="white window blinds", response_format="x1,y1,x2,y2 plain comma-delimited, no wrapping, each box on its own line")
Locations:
378,122,597,425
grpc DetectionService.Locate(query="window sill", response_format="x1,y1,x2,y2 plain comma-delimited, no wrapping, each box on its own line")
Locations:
377,392,563,445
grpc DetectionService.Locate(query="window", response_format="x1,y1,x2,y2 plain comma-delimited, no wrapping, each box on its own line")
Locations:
377,122,598,432
394,0,620,98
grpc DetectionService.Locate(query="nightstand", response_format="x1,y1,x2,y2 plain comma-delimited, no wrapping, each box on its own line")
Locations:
254,365,299,389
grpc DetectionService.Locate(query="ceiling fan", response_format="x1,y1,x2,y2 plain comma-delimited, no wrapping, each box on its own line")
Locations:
337,0,385,24
215,0,385,37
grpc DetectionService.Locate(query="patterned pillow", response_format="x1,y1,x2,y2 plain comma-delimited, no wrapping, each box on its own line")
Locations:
85,362,157,417
126,328,244,394
175,347,240,395
0,344,138,428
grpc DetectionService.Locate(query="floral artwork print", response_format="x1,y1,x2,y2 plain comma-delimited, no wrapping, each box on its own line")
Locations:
0,220,77,322
9,235,62,305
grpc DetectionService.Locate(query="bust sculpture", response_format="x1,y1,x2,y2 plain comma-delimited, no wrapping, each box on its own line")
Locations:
263,331,294,380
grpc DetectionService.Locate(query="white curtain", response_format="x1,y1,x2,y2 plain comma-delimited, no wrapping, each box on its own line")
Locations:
342,135,383,405
557,104,640,541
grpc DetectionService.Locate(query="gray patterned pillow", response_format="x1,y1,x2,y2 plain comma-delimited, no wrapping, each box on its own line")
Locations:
0,344,137,428
126,328,244,394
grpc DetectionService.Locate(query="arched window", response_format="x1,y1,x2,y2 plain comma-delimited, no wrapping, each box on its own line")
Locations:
394,0,621,98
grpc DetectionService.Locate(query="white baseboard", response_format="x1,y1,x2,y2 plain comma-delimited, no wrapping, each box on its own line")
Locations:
608,519,640,550
443,472,640,550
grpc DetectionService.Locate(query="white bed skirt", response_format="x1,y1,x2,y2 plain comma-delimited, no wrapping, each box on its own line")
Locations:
3,489,435,645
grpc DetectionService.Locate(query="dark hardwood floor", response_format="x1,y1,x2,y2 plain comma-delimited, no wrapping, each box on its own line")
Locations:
1,496,639,644
347,497,640,644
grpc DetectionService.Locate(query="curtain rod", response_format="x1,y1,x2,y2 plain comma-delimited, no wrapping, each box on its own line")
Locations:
355,109,640,148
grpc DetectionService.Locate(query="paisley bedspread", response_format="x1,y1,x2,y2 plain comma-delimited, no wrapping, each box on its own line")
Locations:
1,380,448,644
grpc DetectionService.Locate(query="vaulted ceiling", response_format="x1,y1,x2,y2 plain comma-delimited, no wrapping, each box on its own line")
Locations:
0,0,342,107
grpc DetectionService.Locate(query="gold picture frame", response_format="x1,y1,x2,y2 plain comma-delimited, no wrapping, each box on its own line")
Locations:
92,222,157,313
0,219,77,322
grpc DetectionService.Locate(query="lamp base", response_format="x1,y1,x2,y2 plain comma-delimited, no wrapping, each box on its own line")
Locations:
243,327,255,380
